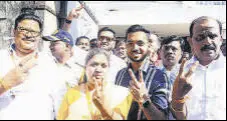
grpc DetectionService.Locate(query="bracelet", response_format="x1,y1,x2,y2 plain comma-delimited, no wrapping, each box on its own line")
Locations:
65,19,72,24
0,78,9,91
170,103,184,113
172,96,189,104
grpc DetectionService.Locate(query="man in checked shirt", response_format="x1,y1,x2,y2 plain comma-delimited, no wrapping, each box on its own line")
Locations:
115,25,170,120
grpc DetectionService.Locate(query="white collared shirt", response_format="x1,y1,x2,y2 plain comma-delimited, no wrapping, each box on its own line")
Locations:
56,57,84,88
0,48,66,119
185,54,226,120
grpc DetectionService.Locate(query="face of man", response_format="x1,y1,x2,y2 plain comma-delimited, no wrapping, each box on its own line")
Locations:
77,38,90,51
115,43,127,60
49,40,70,61
98,31,115,51
126,31,149,62
160,41,182,68
14,19,41,54
149,34,160,52
190,19,223,64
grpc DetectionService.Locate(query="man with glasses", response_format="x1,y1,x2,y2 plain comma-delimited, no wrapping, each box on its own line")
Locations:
0,11,65,119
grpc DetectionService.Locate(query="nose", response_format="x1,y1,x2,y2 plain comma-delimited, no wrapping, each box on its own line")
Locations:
132,44,139,51
203,36,213,45
166,48,174,54
95,65,103,73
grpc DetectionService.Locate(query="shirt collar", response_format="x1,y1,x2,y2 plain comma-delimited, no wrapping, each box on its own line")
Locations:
188,53,226,70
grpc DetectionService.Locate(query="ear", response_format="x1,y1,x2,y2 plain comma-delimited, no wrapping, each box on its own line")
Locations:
13,29,16,37
188,37,194,54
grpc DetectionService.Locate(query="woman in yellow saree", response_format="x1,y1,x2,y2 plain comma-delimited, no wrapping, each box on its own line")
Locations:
57,48,132,120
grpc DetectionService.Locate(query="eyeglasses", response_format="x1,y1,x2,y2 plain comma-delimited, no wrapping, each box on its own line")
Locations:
98,36,114,42
17,26,41,37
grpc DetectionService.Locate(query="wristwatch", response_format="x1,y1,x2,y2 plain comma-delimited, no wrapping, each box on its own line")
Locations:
142,94,152,108
65,19,72,24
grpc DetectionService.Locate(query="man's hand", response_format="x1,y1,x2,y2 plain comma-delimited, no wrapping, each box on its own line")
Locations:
128,69,148,105
66,5,84,20
172,59,199,100
2,53,38,89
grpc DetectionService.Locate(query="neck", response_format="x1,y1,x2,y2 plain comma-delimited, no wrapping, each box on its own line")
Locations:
164,64,174,71
15,48,34,58
57,55,71,65
131,61,145,72
197,54,220,66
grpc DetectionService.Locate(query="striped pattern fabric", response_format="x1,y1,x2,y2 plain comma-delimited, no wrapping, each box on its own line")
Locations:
115,59,170,120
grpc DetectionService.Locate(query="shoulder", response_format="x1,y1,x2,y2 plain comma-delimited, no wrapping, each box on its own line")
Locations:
64,86,82,104
110,55,127,66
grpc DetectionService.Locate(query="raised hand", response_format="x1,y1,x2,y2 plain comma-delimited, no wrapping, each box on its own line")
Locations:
92,79,106,112
172,59,199,101
2,53,38,89
128,69,148,104
66,5,84,20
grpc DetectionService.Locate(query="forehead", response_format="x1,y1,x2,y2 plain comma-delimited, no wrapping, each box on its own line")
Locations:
193,19,220,35
99,31,114,38
89,54,108,63
18,19,40,30
163,41,181,48
51,40,65,45
127,31,148,42
79,38,89,43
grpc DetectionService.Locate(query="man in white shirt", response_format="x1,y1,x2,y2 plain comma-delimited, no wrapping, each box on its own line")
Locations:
43,29,84,87
171,16,226,120
0,11,65,120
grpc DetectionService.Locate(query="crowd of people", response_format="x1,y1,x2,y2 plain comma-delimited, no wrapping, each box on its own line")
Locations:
0,6,226,120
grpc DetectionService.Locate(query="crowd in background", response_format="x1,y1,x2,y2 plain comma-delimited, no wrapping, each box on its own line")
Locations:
0,7,226,120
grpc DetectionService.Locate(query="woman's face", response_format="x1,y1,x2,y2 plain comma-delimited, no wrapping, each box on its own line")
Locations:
85,54,109,86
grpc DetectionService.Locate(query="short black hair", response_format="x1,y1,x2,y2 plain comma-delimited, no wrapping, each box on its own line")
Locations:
14,8,43,32
98,27,116,38
126,24,150,39
189,16,222,37
160,35,184,51
75,36,90,45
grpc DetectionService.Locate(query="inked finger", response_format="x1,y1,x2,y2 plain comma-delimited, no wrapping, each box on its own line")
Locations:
185,61,199,79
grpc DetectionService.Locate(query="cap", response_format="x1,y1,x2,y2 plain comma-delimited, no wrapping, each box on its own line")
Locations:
43,29,74,46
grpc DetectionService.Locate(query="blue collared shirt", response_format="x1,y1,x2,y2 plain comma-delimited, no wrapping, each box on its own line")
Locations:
115,59,170,120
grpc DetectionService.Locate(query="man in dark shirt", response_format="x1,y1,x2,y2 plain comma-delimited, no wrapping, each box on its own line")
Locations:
115,25,169,120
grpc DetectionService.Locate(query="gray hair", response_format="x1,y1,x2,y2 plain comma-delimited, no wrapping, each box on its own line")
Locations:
85,48,110,65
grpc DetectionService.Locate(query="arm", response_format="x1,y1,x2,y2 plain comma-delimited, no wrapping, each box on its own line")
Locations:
128,69,168,120
171,59,199,120
62,6,83,31
102,94,133,120
139,96,167,120
0,53,37,95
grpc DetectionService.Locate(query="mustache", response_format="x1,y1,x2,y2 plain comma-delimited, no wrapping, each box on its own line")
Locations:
131,50,141,53
22,37,36,42
165,53,174,58
201,45,216,51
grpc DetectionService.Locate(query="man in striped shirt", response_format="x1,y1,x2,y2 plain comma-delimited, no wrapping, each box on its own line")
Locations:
115,25,170,120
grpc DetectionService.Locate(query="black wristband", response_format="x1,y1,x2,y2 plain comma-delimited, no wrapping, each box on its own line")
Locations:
65,19,72,24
